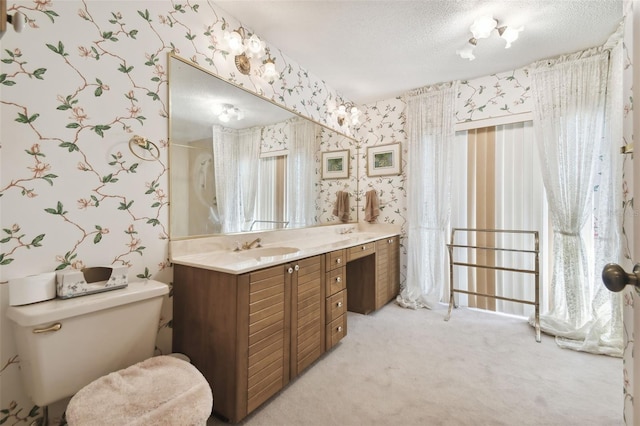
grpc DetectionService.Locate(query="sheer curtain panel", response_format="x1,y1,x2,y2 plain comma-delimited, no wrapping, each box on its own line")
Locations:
287,118,318,228
212,125,241,233
531,46,622,355
397,83,456,309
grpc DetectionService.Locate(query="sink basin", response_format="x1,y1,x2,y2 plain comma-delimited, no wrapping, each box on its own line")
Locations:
236,246,300,260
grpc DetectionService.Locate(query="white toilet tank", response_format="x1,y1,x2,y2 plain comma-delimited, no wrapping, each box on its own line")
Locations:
6,280,169,407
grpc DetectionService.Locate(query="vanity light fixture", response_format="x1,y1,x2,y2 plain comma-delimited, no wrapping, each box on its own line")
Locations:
457,15,523,60
333,102,361,127
223,26,266,75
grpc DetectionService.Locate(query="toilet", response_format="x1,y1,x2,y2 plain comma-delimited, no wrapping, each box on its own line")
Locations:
6,280,212,425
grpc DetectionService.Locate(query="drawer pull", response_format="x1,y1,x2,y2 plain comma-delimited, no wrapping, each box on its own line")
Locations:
337,326,343,332
361,246,366,250
388,239,393,244
337,301,342,307
336,276,341,283
288,267,294,274
294,264,300,271
336,258,342,264
33,322,62,334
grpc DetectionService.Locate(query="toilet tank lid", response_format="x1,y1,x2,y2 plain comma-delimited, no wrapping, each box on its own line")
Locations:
6,280,169,327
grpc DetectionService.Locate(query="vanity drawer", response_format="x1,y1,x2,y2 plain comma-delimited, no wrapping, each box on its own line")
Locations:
325,289,347,323
325,266,346,296
346,242,375,261
325,314,347,350
326,249,345,271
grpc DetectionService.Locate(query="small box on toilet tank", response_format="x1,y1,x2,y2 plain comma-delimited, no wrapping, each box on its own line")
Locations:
56,266,128,299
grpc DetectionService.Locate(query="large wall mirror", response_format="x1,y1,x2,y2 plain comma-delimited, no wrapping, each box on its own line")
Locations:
168,54,359,239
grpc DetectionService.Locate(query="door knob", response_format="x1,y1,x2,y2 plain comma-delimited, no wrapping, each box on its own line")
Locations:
602,263,640,292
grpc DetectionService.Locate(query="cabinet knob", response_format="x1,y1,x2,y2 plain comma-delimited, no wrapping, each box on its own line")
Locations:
336,258,342,264
287,267,294,274
336,276,341,283
361,245,366,250
388,239,393,244
337,301,342,307
294,264,300,271
337,326,343,332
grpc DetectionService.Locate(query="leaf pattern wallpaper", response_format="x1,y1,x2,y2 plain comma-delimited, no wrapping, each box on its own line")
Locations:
0,0,633,424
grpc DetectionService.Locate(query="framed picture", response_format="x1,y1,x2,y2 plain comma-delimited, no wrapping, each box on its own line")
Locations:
322,149,350,179
367,143,401,177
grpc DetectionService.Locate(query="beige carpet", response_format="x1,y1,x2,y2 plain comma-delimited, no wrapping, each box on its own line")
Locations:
211,303,622,426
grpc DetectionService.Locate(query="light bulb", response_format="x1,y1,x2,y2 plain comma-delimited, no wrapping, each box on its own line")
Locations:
470,16,497,39
224,30,245,55
219,112,230,123
262,60,278,82
456,46,475,61
245,34,265,58
500,26,523,48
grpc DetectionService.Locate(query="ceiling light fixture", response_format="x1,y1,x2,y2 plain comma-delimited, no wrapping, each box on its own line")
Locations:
222,26,266,75
457,16,523,60
216,104,244,123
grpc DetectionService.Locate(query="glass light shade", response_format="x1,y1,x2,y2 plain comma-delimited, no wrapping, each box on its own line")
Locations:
469,16,497,39
218,112,230,122
263,61,278,82
224,30,245,55
456,46,475,61
245,34,265,58
501,26,523,48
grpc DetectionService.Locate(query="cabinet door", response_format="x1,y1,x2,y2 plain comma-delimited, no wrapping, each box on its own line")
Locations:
246,265,290,415
375,239,390,310
290,255,325,377
388,237,400,300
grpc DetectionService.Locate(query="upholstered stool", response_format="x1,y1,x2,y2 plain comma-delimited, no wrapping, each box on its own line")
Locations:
65,355,213,426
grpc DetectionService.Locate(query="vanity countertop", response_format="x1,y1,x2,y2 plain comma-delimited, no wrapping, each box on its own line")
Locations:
170,224,400,274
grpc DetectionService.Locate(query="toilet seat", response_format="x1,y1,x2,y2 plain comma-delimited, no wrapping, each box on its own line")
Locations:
65,355,212,426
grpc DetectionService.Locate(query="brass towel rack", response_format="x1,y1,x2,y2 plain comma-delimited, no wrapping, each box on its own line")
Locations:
445,228,541,343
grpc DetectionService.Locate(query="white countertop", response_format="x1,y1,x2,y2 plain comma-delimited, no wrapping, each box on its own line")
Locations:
170,224,400,274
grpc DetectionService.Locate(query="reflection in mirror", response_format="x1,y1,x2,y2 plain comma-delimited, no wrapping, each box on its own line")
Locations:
168,54,358,239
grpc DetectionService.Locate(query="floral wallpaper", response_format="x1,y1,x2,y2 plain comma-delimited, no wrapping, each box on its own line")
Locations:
0,1,632,424
0,0,348,422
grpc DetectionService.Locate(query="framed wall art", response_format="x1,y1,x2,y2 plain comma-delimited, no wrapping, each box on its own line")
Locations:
321,149,350,179
367,143,401,177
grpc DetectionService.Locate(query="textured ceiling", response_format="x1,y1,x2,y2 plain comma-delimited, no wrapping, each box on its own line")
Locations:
215,0,623,104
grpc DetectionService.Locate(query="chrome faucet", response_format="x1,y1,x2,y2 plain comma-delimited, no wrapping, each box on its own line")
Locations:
242,238,262,250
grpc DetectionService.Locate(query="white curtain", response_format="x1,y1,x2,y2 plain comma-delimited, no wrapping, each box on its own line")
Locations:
237,128,261,231
530,45,622,355
287,118,318,228
555,40,624,356
397,83,456,309
212,125,241,233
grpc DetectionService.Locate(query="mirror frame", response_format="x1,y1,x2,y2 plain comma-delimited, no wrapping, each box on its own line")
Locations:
167,53,361,240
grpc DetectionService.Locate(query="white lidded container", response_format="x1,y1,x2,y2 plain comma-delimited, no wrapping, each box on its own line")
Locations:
6,280,169,407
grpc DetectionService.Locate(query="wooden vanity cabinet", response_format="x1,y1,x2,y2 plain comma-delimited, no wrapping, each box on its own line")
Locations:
325,249,347,350
375,236,400,310
172,254,324,423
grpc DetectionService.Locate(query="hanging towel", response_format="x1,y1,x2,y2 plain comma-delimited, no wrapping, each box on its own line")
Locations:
364,189,380,223
332,191,350,223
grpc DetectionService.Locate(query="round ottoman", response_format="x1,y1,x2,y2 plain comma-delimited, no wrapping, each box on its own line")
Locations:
66,355,213,426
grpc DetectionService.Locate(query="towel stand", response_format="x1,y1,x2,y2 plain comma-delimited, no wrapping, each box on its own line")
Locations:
444,228,541,343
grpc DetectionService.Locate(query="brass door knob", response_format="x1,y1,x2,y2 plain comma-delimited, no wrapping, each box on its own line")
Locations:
602,263,640,292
